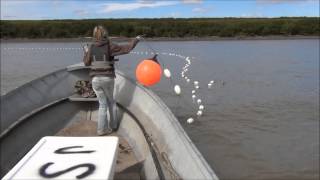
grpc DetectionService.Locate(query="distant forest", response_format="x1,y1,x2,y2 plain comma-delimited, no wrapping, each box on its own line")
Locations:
1,17,319,39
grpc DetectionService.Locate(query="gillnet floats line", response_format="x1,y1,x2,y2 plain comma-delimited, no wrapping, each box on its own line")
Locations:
134,38,205,122
131,50,208,122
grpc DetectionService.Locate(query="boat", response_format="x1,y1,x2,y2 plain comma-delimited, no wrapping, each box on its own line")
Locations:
0,63,219,179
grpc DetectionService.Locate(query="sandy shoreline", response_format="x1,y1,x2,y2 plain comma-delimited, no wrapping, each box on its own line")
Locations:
1,35,319,43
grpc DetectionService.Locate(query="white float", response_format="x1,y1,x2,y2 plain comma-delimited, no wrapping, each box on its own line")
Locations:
197,99,202,104
197,110,203,117
164,69,171,78
174,85,181,95
192,95,196,99
187,118,194,124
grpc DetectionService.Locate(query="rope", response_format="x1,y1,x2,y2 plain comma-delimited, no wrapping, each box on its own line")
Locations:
139,37,180,109
138,37,197,117
139,37,167,68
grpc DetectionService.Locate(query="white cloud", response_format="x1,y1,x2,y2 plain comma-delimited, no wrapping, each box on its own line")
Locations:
1,0,35,19
52,0,61,6
101,1,178,13
192,7,208,13
181,0,203,4
240,12,265,18
3,15,17,19
74,9,89,16
170,12,181,18
137,0,155,3
257,0,318,4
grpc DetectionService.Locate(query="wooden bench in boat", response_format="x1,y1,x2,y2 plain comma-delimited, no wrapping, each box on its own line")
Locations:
69,94,98,102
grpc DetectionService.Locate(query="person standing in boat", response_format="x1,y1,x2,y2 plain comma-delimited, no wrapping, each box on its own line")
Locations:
83,25,141,135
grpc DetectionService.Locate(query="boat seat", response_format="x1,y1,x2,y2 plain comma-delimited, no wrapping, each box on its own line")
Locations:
68,94,98,101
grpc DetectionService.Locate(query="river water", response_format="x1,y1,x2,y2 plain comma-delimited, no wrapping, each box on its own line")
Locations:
1,39,319,180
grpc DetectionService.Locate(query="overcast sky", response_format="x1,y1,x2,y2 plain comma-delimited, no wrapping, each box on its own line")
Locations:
1,0,319,20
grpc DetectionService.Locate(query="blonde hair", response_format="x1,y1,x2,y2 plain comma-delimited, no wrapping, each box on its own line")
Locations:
93,25,108,41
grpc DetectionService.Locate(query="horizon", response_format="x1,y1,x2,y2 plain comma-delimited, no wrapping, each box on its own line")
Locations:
1,16,320,21
1,0,319,20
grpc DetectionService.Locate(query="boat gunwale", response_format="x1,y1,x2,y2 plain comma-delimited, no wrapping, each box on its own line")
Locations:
114,70,218,179
1,68,67,98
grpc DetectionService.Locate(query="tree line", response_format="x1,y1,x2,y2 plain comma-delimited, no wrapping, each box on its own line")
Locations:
0,17,319,39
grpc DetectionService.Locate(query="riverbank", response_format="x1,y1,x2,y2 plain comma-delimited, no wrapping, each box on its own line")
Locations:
1,35,319,43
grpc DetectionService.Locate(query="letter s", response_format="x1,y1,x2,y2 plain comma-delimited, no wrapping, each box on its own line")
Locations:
39,162,95,179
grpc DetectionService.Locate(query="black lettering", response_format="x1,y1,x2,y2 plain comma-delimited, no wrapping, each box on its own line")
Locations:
39,162,95,179
54,146,95,154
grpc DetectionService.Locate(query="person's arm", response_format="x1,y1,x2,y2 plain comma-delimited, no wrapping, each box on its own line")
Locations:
110,37,140,57
83,45,92,66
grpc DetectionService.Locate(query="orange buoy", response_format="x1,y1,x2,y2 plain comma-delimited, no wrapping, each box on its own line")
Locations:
136,58,162,86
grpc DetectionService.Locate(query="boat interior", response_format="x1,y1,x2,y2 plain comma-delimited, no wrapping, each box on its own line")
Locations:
0,63,218,180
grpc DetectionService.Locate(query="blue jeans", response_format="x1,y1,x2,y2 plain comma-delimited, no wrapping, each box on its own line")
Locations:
92,76,117,134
